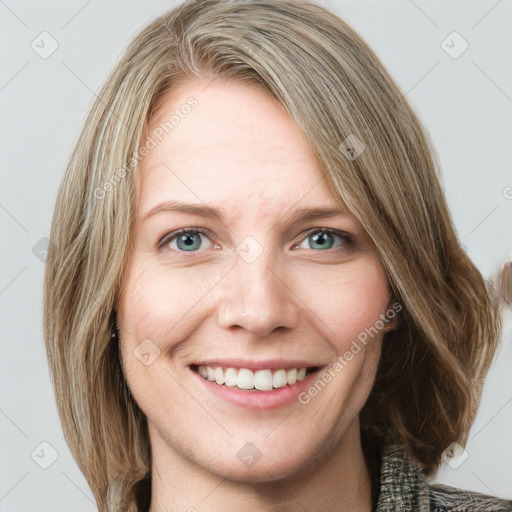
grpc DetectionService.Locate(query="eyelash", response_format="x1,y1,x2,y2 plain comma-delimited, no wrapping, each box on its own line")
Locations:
157,227,353,254
158,227,216,252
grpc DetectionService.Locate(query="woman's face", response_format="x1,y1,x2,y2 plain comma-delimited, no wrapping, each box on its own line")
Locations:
117,79,394,482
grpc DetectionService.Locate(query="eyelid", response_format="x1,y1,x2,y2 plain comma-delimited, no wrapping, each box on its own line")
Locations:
158,227,216,250
301,226,352,240
293,227,353,249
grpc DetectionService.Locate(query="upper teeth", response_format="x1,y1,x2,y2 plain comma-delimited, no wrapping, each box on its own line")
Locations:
197,365,308,390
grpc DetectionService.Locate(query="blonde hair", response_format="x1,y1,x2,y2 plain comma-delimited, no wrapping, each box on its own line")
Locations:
43,0,502,510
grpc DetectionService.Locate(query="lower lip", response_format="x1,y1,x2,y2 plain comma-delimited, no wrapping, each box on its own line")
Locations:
189,366,322,410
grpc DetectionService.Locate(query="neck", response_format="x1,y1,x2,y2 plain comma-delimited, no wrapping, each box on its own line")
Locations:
148,420,375,512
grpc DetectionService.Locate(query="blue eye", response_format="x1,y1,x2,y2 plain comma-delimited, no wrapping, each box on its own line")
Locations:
297,229,352,251
158,227,353,255
159,228,214,252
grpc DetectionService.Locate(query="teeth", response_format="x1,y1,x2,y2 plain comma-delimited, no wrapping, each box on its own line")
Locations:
287,368,297,385
214,367,225,385
237,368,254,390
254,369,273,391
225,367,238,387
273,369,287,388
195,365,313,391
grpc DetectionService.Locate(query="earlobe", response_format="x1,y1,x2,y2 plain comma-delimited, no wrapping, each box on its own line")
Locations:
380,319,396,335
382,296,401,333
384,317,399,333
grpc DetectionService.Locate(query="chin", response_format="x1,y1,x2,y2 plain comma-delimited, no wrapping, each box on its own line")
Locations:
211,451,317,484
191,430,329,485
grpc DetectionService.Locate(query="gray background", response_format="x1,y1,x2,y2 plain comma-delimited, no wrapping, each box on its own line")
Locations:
1,0,511,510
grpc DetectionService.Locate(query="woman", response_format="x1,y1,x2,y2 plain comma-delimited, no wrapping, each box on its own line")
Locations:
43,0,512,511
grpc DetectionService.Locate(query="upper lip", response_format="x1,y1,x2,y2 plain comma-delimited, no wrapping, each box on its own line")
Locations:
189,359,325,371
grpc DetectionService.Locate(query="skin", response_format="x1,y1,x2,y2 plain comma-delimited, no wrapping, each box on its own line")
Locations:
117,79,396,512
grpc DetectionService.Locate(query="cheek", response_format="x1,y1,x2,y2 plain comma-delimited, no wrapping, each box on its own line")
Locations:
292,260,390,424
116,260,219,399
295,257,391,352
117,258,219,347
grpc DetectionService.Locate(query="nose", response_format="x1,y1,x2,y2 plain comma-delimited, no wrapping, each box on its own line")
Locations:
215,249,300,337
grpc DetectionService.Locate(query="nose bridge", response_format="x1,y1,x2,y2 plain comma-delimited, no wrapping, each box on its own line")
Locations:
216,243,299,336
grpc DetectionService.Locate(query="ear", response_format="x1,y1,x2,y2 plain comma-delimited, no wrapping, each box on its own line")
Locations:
384,316,398,333
381,297,402,333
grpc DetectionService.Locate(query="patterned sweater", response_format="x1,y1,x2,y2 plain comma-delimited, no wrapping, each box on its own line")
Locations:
375,443,512,511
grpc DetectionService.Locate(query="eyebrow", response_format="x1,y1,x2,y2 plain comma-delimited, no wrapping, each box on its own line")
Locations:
141,200,347,228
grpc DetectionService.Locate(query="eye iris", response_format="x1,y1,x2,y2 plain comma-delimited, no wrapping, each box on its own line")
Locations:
309,231,334,250
177,233,202,251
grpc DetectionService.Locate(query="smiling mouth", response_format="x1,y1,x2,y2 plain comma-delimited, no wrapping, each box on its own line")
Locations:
190,364,320,391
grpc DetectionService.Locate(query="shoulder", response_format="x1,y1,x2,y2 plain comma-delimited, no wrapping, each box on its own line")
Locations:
428,483,512,512
374,442,512,512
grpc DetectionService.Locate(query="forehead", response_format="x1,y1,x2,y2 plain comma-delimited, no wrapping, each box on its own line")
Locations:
137,79,342,217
